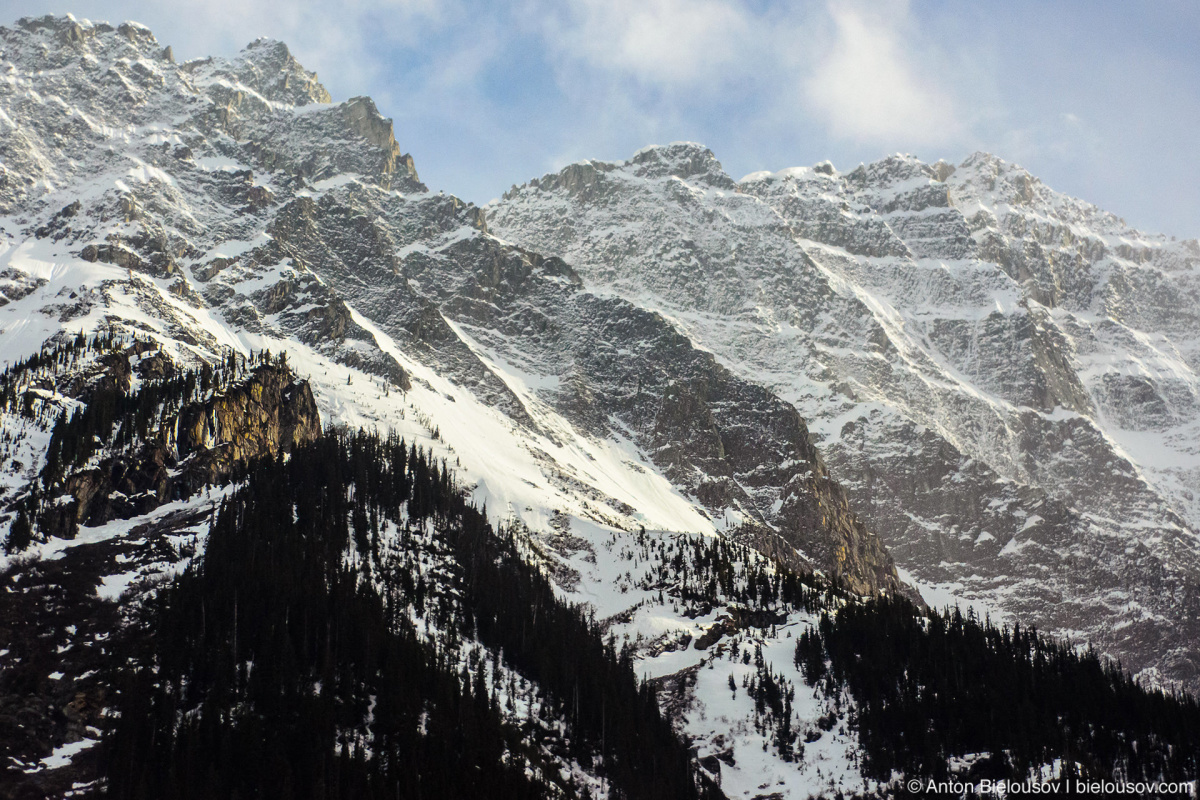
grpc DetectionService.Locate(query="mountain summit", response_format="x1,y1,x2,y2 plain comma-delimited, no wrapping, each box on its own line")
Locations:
2,15,1198,799
489,142,1200,691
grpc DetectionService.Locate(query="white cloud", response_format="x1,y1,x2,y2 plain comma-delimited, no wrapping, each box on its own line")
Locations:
803,0,960,146
537,0,757,85
531,0,965,152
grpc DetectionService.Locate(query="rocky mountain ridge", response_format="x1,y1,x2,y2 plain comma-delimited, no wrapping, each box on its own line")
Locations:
1,14,1198,797
0,13,904,597
488,141,1200,692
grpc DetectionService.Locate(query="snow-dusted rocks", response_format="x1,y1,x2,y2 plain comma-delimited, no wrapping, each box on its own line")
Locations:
0,15,905,600
3,14,1199,795
489,143,1200,692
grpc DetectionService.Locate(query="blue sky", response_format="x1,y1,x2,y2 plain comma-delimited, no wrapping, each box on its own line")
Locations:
6,0,1199,237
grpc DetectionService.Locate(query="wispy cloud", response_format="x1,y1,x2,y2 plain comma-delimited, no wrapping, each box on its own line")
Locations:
803,0,960,147
536,0,756,86
530,0,966,154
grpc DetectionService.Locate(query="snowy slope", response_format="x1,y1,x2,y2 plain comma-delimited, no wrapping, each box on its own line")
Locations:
0,15,900,793
488,144,1200,692
4,13,1197,794
0,14,905,597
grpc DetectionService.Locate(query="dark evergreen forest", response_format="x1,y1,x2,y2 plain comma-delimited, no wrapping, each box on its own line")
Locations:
795,598,1200,788
103,430,724,800
5,335,1198,797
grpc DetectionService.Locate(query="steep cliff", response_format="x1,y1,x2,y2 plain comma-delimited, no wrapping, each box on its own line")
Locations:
3,338,319,543
1,16,1198,797
488,143,1200,691
0,15,905,598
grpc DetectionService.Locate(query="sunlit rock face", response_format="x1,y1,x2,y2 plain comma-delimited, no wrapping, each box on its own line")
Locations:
489,143,1200,692
0,17,904,604
2,16,1198,796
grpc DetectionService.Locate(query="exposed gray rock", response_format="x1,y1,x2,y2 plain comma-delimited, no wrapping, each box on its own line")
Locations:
3,15,1195,696
489,144,1200,692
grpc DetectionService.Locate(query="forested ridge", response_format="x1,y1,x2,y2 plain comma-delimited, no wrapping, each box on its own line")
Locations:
104,430,724,800
5,335,1199,798
795,598,1200,788
100,425,1200,798
3,333,312,553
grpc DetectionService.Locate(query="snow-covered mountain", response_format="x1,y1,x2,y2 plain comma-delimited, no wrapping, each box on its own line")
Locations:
488,143,1200,692
0,13,904,599
0,15,906,796
1,14,1198,798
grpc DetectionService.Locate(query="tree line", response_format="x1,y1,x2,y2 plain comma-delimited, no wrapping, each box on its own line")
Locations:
795,597,1200,787
104,429,724,800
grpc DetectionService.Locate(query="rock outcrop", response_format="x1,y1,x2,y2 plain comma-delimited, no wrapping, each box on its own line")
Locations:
6,16,1197,693
488,142,1200,692
36,351,319,540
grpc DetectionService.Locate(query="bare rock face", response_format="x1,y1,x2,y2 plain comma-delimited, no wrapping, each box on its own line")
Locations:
0,18,961,607
8,14,1194,697
235,38,332,106
641,363,906,597
173,362,321,480
388,230,911,598
488,143,1200,692
3,18,1200,797
341,96,421,187
2,16,898,599
36,352,319,540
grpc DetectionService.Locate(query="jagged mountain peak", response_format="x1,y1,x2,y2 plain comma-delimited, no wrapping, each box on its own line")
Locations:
13,12,153,42
731,148,1145,241
741,153,942,193
958,149,1010,170
505,142,736,203
241,36,295,58
4,14,161,70
0,16,425,223
229,37,333,106
0,15,902,600
949,150,1141,236
3,19,1200,796
738,158,841,186
952,150,1057,207
842,152,934,189
3,15,329,108
629,141,736,187
490,134,1200,694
